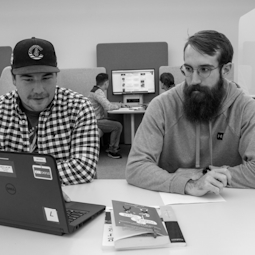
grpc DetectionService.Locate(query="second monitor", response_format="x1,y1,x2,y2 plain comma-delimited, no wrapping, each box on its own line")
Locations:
111,68,155,105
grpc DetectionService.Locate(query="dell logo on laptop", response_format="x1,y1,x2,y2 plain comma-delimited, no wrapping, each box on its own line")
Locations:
5,183,16,195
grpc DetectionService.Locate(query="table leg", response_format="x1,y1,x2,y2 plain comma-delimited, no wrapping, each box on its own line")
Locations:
130,114,135,144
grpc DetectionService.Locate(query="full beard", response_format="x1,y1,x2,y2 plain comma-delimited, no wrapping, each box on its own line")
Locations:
183,77,225,123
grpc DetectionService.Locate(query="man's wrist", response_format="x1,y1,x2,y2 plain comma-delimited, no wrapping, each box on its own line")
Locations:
184,179,195,195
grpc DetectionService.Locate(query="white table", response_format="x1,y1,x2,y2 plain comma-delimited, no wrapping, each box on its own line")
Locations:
1,180,255,255
108,108,145,144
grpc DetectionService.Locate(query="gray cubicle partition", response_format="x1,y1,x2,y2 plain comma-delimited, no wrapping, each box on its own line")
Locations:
0,46,12,77
96,42,168,103
96,42,168,144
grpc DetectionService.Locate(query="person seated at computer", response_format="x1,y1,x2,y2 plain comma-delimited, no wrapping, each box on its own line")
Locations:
88,73,126,159
126,30,255,197
0,37,99,189
159,72,175,91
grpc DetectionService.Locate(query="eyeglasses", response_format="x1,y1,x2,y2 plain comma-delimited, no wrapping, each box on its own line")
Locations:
180,65,220,79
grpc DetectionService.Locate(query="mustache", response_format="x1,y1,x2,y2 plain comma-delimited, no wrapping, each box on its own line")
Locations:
28,94,48,99
185,84,212,95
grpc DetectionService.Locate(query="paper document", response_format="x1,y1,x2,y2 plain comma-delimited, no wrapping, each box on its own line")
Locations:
159,192,225,205
102,207,114,248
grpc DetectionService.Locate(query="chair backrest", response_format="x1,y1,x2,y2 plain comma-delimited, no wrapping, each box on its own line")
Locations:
57,67,106,97
0,66,15,95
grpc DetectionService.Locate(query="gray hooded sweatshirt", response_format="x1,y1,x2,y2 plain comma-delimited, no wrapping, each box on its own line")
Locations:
125,79,255,194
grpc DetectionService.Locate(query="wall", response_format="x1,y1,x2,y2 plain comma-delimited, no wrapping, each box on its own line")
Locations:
238,8,255,95
0,0,254,70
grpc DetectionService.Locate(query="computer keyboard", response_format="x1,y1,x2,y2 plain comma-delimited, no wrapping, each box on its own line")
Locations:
117,107,144,111
66,209,89,223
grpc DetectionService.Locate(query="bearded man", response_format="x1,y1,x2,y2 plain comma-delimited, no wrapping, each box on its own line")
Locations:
125,30,255,197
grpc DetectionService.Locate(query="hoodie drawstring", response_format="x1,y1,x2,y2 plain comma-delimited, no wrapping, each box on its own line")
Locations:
195,121,213,168
195,123,200,168
209,121,213,166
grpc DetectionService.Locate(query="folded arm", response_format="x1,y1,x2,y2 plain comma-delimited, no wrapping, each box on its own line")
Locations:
57,102,100,185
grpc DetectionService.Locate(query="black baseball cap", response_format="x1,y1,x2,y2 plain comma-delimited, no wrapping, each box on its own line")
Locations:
12,37,60,75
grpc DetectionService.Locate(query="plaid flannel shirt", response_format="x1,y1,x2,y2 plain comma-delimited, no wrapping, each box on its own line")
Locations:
0,86,100,185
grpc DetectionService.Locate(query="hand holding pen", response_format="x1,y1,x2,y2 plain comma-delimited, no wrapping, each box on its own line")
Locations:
203,165,231,183
202,165,232,188
185,166,232,196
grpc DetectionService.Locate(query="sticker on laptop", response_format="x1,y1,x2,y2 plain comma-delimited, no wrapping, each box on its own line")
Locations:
0,159,17,178
0,164,13,174
44,207,59,223
33,156,47,163
33,165,53,180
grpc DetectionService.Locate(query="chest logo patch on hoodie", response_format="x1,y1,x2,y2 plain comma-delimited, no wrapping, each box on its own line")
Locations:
217,132,224,140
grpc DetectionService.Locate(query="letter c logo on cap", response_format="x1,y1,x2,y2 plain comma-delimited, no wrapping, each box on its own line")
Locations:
28,45,43,60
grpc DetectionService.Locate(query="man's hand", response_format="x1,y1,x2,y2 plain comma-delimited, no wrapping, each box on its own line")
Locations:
120,103,130,108
184,167,232,197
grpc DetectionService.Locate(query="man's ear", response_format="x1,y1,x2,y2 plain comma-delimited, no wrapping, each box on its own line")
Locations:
102,81,108,89
55,72,58,83
12,74,16,86
221,62,232,77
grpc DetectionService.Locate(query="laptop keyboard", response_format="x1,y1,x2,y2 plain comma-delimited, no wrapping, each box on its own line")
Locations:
66,209,89,223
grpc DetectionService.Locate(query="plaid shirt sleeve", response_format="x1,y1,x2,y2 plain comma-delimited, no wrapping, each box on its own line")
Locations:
54,90,100,185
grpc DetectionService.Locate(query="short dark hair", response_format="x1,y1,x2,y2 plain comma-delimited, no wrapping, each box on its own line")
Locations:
183,30,233,66
96,73,108,85
159,72,175,88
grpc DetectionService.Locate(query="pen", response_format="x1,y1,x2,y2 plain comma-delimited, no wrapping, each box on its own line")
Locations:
202,166,210,175
202,166,230,186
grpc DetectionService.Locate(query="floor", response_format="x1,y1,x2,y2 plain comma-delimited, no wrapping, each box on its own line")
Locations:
96,144,131,179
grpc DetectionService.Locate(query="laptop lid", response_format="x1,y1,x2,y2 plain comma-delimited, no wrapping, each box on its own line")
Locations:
0,151,105,235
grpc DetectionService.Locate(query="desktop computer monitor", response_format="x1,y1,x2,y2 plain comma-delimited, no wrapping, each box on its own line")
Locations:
111,68,156,105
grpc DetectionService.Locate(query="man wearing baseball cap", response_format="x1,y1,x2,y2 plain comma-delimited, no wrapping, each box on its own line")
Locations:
0,37,100,191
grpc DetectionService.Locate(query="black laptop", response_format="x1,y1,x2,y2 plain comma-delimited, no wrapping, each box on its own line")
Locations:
0,151,105,235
